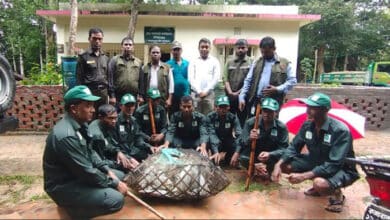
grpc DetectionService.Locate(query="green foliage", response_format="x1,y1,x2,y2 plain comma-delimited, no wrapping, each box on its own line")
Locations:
299,57,314,83
21,62,63,85
30,193,50,201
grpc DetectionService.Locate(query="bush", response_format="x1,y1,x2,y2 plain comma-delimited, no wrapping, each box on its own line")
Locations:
21,63,63,85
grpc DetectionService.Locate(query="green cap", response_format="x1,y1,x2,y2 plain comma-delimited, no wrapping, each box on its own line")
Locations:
120,94,136,105
301,92,331,109
261,97,279,111
215,95,230,106
63,85,100,104
147,88,161,99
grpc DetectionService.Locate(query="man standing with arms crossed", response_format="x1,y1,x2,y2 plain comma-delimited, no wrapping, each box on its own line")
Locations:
188,38,221,115
76,27,114,110
224,39,253,126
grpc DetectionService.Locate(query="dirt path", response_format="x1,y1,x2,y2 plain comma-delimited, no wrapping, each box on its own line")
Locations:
0,129,389,219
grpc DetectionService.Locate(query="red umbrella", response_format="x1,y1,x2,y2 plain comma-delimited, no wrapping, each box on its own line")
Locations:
279,98,365,139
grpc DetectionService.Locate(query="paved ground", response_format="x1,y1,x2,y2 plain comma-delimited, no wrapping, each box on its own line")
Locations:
0,128,389,219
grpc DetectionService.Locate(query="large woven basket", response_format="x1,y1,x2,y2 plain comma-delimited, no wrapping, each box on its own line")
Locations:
126,148,230,200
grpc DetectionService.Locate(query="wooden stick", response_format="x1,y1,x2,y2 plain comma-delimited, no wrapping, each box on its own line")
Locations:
245,102,262,191
126,190,166,220
148,98,157,135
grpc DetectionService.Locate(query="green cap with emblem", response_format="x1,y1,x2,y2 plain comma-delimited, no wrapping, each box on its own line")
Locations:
63,85,100,104
261,97,279,111
215,95,230,106
120,93,136,105
301,92,331,109
147,88,161,99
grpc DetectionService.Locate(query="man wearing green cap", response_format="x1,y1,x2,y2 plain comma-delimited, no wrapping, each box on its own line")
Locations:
272,92,359,213
207,95,242,166
134,88,168,147
158,95,209,157
43,85,128,218
117,93,153,161
238,97,289,178
89,104,140,172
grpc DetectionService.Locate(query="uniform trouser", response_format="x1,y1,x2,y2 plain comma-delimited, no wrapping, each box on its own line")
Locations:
169,96,182,119
48,169,125,219
192,91,215,115
227,94,247,127
90,88,109,117
169,137,201,150
211,139,237,165
287,154,359,189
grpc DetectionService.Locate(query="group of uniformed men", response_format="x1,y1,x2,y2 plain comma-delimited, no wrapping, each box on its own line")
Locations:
42,27,359,218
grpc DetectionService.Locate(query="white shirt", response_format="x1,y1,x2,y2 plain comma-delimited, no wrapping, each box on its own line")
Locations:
188,56,221,94
150,62,174,94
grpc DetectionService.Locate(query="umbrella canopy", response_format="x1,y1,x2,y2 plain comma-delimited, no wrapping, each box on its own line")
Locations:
279,98,366,139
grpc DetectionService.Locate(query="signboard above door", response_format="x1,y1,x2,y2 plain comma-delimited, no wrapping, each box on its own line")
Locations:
144,27,175,44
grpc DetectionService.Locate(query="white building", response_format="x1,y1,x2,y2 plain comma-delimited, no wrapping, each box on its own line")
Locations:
37,3,320,71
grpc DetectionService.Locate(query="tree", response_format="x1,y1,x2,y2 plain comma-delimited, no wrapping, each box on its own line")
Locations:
299,0,357,82
67,0,78,55
127,0,140,40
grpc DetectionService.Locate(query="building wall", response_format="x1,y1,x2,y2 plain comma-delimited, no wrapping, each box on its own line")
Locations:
55,15,300,70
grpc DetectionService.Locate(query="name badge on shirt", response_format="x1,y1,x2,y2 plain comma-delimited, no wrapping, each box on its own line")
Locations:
119,125,125,132
143,114,149,120
225,123,231,129
76,131,83,141
104,138,108,146
305,131,313,140
192,121,198,127
214,122,219,128
178,122,184,128
271,129,278,137
324,134,332,144
87,60,95,64
251,106,255,115
155,114,160,119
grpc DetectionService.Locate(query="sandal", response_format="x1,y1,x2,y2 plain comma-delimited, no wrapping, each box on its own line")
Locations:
304,187,320,197
325,195,345,213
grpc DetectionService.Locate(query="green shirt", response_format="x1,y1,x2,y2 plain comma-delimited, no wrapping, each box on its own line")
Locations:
116,112,151,155
133,103,168,139
43,114,118,194
281,117,358,177
239,117,289,159
206,111,242,153
88,119,121,160
166,111,208,144
223,55,252,92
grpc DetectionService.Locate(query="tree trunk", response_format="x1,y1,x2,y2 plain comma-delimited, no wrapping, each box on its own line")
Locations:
19,47,24,77
127,0,140,40
316,46,325,83
67,0,78,56
331,54,337,71
343,54,348,70
11,42,17,72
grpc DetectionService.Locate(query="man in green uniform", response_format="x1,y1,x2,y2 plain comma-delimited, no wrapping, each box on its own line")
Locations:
207,95,242,166
239,97,289,178
272,92,359,213
43,85,128,218
117,93,155,161
108,37,144,105
89,104,139,172
76,27,114,110
134,88,168,147
223,39,252,126
158,95,208,157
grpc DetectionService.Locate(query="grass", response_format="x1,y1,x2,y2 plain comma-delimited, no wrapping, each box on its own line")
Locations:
0,175,39,185
30,193,50,202
0,175,44,205
225,178,280,193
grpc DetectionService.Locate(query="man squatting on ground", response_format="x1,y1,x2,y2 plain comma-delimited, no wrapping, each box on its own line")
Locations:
272,92,359,213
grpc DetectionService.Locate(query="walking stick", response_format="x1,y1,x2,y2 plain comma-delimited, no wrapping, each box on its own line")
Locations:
245,101,262,191
148,98,157,135
126,190,166,220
